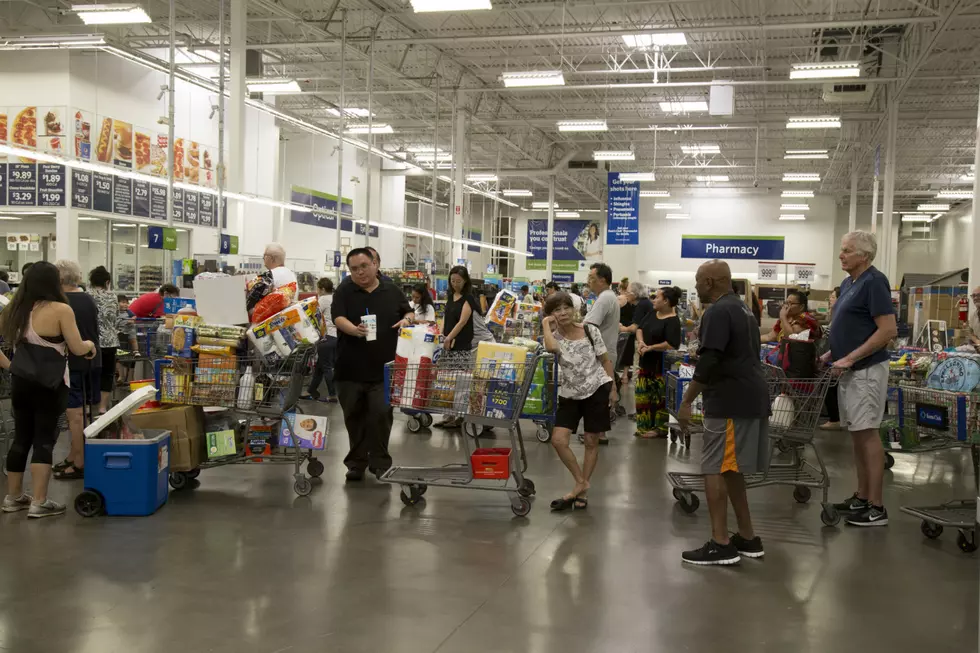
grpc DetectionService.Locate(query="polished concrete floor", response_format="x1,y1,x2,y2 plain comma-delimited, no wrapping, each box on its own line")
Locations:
0,409,977,653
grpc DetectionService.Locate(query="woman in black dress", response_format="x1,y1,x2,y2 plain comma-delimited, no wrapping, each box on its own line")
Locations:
634,287,683,438
435,265,480,427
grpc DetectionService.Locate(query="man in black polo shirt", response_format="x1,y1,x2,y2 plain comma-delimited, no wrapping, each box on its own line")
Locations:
332,248,413,481
678,260,770,565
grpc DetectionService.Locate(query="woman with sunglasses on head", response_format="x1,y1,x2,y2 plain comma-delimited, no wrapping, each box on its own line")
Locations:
541,291,617,511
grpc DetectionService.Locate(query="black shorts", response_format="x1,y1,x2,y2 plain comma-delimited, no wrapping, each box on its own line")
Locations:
100,347,117,392
555,382,612,434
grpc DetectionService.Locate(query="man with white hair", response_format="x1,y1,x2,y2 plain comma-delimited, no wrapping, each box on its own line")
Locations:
263,242,297,289
824,230,897,527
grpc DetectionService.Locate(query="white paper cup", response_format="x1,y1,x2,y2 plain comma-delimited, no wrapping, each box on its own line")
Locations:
363,314,377,341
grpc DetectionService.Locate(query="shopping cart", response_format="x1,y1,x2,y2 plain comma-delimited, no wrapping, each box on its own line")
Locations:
667,364,836,523
524,354,558,442
892,385,980,553
156,344,324,496
382,349,546,517
665,371,701,448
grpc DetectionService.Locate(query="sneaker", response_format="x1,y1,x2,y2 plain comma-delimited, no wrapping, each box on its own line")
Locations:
682,539,740,566
2,494,33,513
27,499,66,519
832,492,870,513
730,533,765,559
846,505,889,527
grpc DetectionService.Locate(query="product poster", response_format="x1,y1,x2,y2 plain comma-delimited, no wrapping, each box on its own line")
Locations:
173,138,185,181
37,107,65,155
73,109,93,160
185,140,201,185
94,116,113,164
526,219,603,271
9,106,37,158
134,126,152,174
606,172,640,245
151,133,168,177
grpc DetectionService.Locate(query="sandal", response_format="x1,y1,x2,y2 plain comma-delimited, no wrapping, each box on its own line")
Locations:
550,496,577,511
573,497,588,510
52,459,73,473
54,465,84,480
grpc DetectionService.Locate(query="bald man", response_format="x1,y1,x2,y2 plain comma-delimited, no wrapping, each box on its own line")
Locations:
677,260,770,566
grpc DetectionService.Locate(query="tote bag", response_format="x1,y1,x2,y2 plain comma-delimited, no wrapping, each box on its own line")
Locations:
10,341,68,389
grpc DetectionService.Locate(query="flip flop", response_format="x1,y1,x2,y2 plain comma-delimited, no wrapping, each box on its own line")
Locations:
54,465,84,480
52,459,73,473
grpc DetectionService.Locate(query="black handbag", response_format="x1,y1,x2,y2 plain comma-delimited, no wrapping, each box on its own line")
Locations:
10,341,68,389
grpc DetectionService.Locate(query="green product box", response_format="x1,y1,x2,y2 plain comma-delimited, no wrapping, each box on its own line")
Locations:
207,429,237,459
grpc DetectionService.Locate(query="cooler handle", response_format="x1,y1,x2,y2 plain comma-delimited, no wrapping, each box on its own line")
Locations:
104,452,133,470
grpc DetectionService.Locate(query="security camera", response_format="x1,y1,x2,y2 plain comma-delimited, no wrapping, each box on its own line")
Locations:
753,180,759,188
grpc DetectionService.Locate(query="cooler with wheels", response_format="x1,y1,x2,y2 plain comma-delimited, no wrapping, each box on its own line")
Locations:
75,385,170,518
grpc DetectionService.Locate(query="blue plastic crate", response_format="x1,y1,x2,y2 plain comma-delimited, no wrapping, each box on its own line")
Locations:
82,429,170,516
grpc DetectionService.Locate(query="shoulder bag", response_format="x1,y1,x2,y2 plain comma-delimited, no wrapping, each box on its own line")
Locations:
10,341,68,389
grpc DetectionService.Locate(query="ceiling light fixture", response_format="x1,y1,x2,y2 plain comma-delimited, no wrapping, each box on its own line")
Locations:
405,146,444,153
786,116,841,129
344,124,394,135
779,214,806,221
466,174,497,183
593,150,635,161
639,190,670,198
555,211,581,218
410,0,491,11
681,144,720,155
936,190,972,199
781,190,815,198
501,70,565,88
0,34,107,50
326,107,373,118
532,202,559,209
622,32,687,49
246,77,301,94
780,204,810,211
789,61,860,80
71,3,150,24
901,215,933,222
654,202,682,210
696,175,729,182
618,172,656,182
659,100,708,113
0,216,23,221
917,203,950,212
557,119,608,132
783,173,821,182
665,213,690,220
784,149,829,159
502,189,532,197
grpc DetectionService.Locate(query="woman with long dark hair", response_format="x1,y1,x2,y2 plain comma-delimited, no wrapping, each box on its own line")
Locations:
634,286,683,438
1,261,96,519
435,266,480,428
410,282,436,323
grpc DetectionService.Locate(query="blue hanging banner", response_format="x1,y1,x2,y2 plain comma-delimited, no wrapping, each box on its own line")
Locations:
552,273,574,283
680,235,785,260
333,251,342,268
606,172,640,245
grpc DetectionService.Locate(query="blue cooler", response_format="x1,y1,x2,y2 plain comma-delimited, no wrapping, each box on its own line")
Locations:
75,386,170,518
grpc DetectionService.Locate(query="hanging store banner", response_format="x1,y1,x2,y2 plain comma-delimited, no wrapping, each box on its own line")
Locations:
526,218,604,271
606,172,640,245
681,235,785,260
289,185,378,236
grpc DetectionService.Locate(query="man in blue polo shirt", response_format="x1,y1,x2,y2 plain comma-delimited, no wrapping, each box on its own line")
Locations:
824,230,897,527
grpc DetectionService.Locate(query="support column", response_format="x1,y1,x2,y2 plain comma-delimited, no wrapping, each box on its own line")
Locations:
882,88,899,283
451,91,467,263
848,163,858,232
228,0,247,241
164,0,176,282
55,209,77,262
334,10,345,275
546,177,555,279
967,84,980,291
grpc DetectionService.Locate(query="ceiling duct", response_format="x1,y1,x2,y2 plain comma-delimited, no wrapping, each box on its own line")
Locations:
814,27,903,105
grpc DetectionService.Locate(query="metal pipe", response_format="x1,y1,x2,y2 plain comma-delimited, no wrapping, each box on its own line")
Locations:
881,87,899,278
430,75,439,271
335,9,345,277
364,27,375,247
848,164,858,231
546,177,555,278
968,83,980,291
165,0,176,282
217,0,226,247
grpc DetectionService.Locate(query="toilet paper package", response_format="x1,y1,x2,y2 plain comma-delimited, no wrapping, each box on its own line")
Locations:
487,289,519,326
390,325,438,409
266,304,321,356
248,320,279,361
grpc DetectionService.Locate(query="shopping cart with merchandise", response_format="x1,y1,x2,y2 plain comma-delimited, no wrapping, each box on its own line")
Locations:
667,364,836,522
665,370,701,448
155,344,324,496
115,318,170,399
382,348,547,517
524,354,558,442
892,385,980,552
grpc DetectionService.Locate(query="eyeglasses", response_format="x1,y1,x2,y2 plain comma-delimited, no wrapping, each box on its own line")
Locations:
349,262,373,273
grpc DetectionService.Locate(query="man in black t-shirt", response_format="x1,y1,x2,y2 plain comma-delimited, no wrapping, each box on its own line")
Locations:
332,248,413,482
678,260,769,566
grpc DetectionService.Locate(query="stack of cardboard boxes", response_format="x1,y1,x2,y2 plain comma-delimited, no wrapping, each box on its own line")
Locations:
907,285,970,346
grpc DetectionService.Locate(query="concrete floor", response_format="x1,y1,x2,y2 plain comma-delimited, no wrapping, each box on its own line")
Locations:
0,409,977,653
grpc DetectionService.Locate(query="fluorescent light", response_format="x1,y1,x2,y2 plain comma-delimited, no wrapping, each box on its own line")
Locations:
779,214,806,221
501,70,565,88
780,204,810,211
902,215,932,222
622,33,687,49
555,211,581,218
466,174,497,183
936,190,973,199
786,116,841,129
246,78,301,94
532,202,559,209
789,61,860,80
784,149,829,159
112,223,136,228
413,152,453,161
640,190,670,197
72,4,150,24
781,190,814,198
557,120,608,132
654,203,682,209
326,107,373,118
660,101,708,113
665,214,689,220
406,146,444,153
502,189,533,197
593,150,635,161
78,216,102,221
917,203,950,211
618,172,656,182
783,173,821,182
411,0,491,11
0,34,107,50
681,144,720,155
0,216,23,221
344,124,394,134
696,175,729,182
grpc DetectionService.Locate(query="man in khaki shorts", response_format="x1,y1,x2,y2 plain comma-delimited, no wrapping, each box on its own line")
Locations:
678,260,770,565
822,231,897,526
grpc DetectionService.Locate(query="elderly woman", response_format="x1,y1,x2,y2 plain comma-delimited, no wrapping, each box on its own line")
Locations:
52,260,101,481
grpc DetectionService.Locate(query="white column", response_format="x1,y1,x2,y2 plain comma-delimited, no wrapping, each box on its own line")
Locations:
546,177,555,278
967,84,980,291
882,89,899,282
870,174,879,235
451,91,467,263
848,164,858,232
55,209,77,262
228,0,246,240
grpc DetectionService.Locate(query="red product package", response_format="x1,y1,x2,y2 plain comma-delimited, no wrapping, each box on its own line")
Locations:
251,292,288,324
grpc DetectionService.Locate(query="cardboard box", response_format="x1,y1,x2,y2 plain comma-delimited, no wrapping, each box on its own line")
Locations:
278,411,327,450
128,405,206,472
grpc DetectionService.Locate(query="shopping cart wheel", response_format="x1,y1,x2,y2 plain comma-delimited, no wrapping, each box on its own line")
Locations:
792,486,812,504
293,476,313,497
400,485,425,506
884,452,895,470
675,491,700,514
518,478,536,497
169,471,190,490
921,520,944,539
820,506,841,527
74,490,104,518
419,413,434,428
186,468,200,479
956,530,977,553
511,497,532,517
407,416,422,433
776,439,792,453
535,424,552,443
307,458,325,478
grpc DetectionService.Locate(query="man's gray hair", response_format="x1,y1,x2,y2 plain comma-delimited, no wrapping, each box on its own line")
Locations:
627,281,647,298
843,230,877,262
55,259,83,287
264,242,286,265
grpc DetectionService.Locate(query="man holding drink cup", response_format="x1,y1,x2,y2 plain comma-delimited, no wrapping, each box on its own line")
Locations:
332,248,414,481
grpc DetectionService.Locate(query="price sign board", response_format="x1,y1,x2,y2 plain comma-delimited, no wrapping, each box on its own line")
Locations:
0,163,6,206
149,184,167,221
37,164,65,207
112,176,133,216
795,265,815,285
758,262,779,283
71,169,93,209
172,188,184,223
132,180,150,218
93,172,113,213
184,190,199,225
8,163,37,206
199,193,215,227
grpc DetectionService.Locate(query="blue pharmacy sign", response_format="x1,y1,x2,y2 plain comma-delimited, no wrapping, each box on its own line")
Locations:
606,172,640,245
680,235,785,260
552,273,574,283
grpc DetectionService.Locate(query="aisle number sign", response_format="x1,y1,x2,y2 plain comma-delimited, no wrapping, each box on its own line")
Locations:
219,234,239,255
758,262,779,283
795,265,815,284
148,226,178,251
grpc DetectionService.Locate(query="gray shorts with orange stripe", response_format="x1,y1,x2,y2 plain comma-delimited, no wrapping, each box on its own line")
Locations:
701,417,770,475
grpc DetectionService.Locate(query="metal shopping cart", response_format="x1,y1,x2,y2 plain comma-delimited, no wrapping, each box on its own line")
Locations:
665,371,701,448
523,354,558,443
155,344,323,496
891,385,980,552
382,349,546,517
667,364,836,523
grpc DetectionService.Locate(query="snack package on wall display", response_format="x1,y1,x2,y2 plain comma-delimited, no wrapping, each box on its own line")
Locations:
278,412,328,450
485,380,517,420
487,289,519,326
206,429,237,459
475,342,528,381
390,325,438,409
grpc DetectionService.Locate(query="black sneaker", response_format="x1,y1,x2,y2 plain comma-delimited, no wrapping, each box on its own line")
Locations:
682,539,740,566
832,492,870,513
345,468,365,482
846,505,888,527
730,533,765,559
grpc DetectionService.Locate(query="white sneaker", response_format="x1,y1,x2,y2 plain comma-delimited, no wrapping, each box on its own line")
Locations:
2,494,33,512
27,499,66,519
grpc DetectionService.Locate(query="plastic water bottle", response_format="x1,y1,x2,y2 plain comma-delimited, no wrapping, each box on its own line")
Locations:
237,365,255,410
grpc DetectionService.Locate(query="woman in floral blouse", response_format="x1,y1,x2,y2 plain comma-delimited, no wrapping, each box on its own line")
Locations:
88,266,119,414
